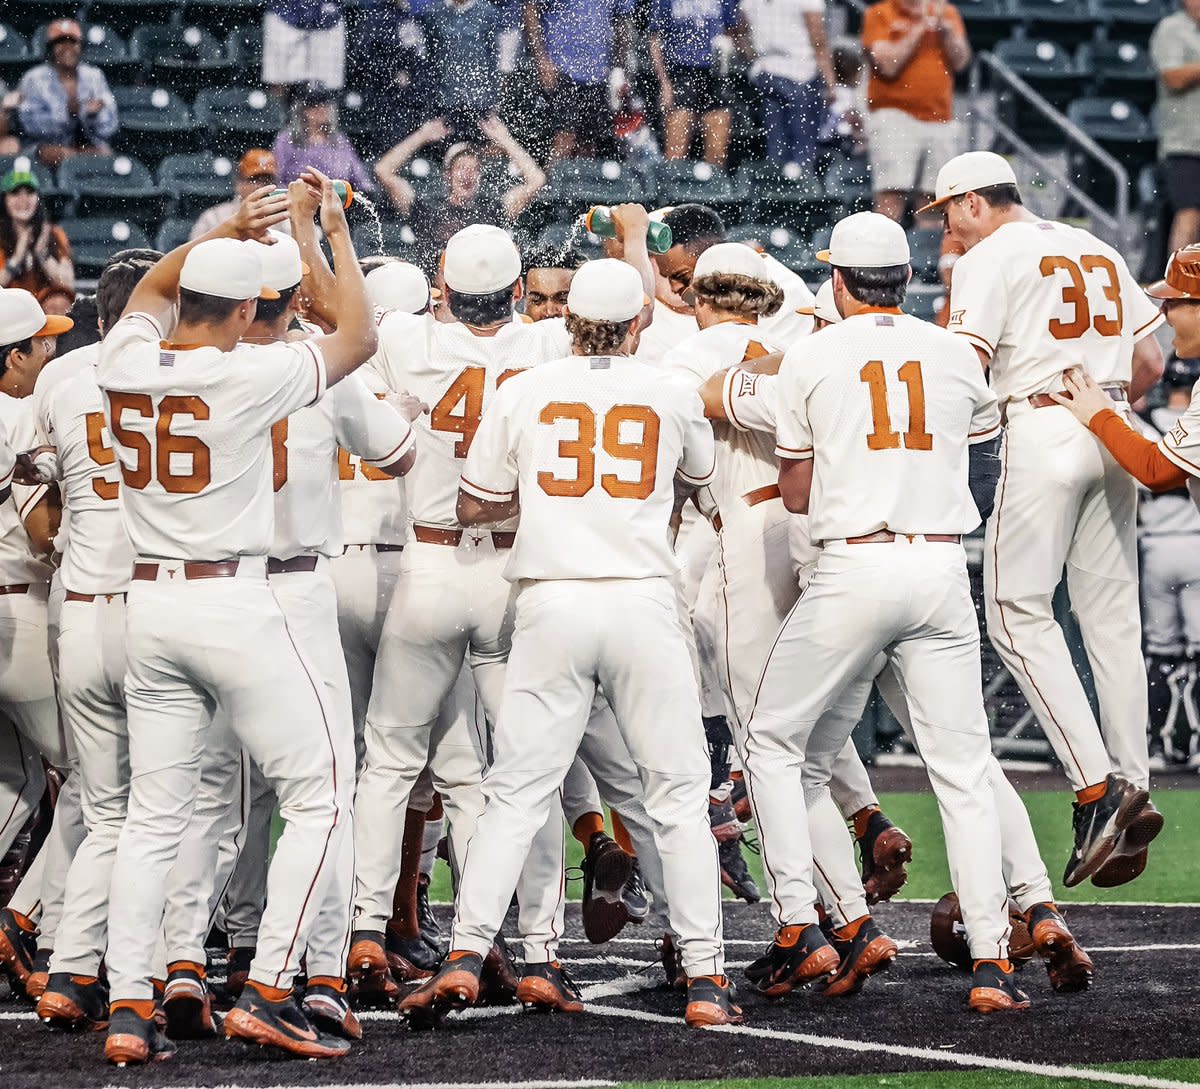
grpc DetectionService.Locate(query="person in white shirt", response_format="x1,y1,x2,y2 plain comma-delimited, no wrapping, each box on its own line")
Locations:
96,172,379,1066
401,259,739,1029
934,151,1167,890
740,212,1025,1014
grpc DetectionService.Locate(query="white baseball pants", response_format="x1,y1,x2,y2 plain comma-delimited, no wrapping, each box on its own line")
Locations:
451,577,724,978
986,404,1147,790
744,540,1011,962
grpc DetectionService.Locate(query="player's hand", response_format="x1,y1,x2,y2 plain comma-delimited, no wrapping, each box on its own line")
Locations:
14,446,59,485
1047,369,1114,426
304,167,349,238
230,184,289,241
609,203,650,245
288,176,321,222
388,390,430,421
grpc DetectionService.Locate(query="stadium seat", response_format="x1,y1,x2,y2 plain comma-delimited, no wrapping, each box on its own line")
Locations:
821,156,872,214
59,217,153,277
86,0,181,37
158,151,238,218
993,37,1077,97
548,159,649,207
953,0,1021,51
1011,0,1096,46
130,23,235,95
909,228,943,285
1093,0,1172,38
5,0,76,37
655,160,744,209
732,224,822,278
184,0,267,35
737,160,836,233
0,24,30,85
194,88,286,158
58,153,166,224
353,220,418,260
1078,41,1157,107
156,217,196,254
1067,97,1157,204
111,86,200,165
225,23,264,83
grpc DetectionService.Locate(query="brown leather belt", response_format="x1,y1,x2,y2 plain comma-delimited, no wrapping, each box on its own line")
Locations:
342,543,405,554
712,483,784,532
0,584,30,596
267,555,319,575
65,590,125,603
412,525,515,550
844,531,962,545
1027,386,1127,409
132,560,242,581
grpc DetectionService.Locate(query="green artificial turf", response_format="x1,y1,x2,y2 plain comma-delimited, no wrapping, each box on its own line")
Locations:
426,787,1200,905
621,1060,1200,1089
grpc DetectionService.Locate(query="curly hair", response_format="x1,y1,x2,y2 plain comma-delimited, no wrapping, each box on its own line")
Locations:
565,313,634,355
691,271,784,318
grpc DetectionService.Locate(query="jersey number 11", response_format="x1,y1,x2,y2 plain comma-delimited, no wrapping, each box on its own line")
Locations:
859,360,933,452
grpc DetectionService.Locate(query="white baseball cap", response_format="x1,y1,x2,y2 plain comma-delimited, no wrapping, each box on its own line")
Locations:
817,212,910,269
366,261,430,313
249,230,309,292
442,224,521,295
920,151,1019,213
0,288,73,342
180,237,279,301
693,242,775,283
797,279,840,324
566,259,645,322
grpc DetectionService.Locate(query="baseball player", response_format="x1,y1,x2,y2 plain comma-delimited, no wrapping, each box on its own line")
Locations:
0,289,83,997
97,174,379,1065
522,246,585,322
1046,243,1200,879
933,151,1167,888
740,212,1025,1014
401,258,738,1028
26,253,159,1030
352,214,657,983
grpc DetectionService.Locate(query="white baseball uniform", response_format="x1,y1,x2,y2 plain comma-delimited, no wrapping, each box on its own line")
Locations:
949,219,1164,791
98,311,350,1001
353,311,571,959
450,351,725,978
743,309,1012,961
29,343,133,976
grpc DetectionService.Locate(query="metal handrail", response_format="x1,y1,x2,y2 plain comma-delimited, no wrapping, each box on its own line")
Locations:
968,51,1132,249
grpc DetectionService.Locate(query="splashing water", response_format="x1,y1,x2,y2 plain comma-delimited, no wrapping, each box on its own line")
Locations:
351,190,385,256
558,217,590,266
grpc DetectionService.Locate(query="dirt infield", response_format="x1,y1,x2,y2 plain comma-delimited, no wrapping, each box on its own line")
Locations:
0,899,1195,1088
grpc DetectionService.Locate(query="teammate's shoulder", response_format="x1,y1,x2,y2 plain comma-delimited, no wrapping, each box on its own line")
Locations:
36,343,99,394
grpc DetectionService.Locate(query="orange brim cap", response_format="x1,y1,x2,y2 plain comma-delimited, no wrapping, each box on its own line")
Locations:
259,286,281,300
38,315,74,336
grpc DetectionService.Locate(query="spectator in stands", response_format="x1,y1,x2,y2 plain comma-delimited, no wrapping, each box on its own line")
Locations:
0,82,19,156
522,246,586,320
272,84,373,191
822,41,868,158
376,115,546,252
648,0,739,167
0,169,74,315
735,0,836,165
421,0,503,128
263,0,347,98
523,0,635,160
16,19,118,168
861,0,970,223
191,149,284,240
1151,0,1200,252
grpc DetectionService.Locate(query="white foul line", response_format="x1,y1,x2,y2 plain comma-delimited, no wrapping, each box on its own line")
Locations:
585,998,1198,1089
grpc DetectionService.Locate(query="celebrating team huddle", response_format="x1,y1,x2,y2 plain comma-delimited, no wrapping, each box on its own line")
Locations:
0,149,1191,1064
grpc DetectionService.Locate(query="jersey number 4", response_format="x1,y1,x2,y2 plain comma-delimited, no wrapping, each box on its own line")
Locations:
430,367,522,458
107,393,212,493
538,402,660,499
1039,255,1123,340
860,361,933,451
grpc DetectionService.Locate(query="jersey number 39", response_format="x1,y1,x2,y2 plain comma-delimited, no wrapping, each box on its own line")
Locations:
538,402,660,500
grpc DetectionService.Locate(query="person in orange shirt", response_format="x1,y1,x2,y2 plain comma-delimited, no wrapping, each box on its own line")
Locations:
861,0,971,224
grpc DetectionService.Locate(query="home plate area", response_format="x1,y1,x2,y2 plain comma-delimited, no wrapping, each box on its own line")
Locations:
0,901,1197,1089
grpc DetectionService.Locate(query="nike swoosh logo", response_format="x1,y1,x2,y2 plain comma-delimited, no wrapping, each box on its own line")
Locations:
282,1023,319,1042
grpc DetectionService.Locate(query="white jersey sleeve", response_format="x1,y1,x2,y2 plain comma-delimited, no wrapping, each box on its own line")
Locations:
947,245,1008,360
774,353,816,461
330,372,416,469
1119,256,1167,342
1158,381,1200,477
723,369,779,433
0,421,12,496
677,390,717,486
460,382,519,502
968,372,1003,443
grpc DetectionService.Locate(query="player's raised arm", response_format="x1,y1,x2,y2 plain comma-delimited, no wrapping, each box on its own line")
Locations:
122,185,289,330
604,204,657,330
303,168,378,387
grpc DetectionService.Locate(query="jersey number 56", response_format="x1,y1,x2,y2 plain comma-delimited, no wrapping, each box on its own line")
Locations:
106,392,212,494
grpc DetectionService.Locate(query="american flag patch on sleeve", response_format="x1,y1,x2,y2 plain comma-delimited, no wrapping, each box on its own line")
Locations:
159,351,175,367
